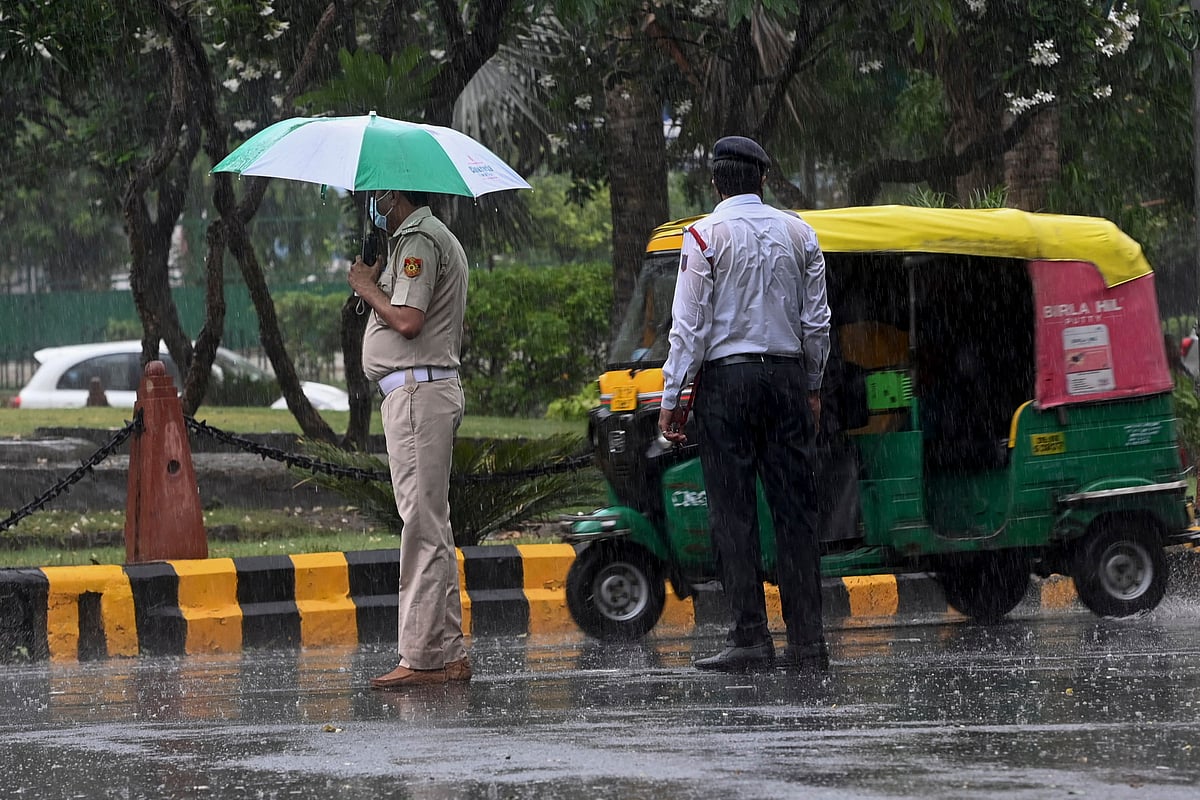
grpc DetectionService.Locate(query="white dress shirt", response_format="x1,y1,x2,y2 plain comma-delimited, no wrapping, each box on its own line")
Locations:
661,194,831,409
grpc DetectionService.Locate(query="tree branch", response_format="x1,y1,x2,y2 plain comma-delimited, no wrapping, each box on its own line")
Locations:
435,0,467,56
429,0,517,124
848,113,1035,204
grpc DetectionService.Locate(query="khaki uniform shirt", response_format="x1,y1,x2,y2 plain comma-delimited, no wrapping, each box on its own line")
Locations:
362,207,468,382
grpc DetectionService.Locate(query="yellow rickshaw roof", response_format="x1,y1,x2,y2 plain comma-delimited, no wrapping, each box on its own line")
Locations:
645,205,1151,287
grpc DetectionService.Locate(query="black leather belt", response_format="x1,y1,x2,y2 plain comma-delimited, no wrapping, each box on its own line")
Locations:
705,353,800,368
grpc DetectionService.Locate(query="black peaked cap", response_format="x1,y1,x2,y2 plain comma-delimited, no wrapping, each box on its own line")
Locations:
711,136,770,169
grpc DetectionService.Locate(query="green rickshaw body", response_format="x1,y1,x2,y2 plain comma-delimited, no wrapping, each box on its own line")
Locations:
564,206,1195,638
643,395,1187,573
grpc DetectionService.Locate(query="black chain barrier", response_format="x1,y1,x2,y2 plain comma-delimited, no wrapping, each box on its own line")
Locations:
0,410,144,534
183,416,594,485
1,411,593,534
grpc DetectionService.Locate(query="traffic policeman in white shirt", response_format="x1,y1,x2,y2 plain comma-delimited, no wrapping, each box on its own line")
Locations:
657,135,832,673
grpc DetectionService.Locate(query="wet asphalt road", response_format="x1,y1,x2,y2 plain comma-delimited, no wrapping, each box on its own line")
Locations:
1,604,1199,800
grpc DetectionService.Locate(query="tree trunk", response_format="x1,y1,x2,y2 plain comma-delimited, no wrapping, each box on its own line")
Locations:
181,218,228,412
155,0,341,441
121,41,201,390
938,50,1005,204
229,220,338,443
1003,107,1060,212
340,295,372,450
604,79,670,331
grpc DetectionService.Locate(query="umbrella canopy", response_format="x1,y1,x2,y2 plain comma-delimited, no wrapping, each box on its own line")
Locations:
212,112,531,197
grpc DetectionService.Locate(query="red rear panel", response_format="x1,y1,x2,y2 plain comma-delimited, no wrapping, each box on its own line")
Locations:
1031,260,1172,408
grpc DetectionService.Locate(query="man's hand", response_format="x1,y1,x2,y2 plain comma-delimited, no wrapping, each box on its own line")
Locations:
347,256,382,297
808,390,822,434
658,406,689,444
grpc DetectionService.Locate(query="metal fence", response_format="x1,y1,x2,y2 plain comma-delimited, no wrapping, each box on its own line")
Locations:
0,283,347,392
0,347,38,392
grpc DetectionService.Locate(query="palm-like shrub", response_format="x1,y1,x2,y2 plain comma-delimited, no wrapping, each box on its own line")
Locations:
294,435,600,546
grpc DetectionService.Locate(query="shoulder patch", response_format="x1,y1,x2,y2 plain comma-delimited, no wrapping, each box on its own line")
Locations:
402,256,423,278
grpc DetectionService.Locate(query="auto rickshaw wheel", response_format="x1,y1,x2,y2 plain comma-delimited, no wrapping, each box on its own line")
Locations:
566,542,666,641
1071,520,1167,618
937,551,1030,623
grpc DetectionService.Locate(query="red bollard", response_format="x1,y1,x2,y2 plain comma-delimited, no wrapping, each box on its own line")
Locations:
124,361,208,563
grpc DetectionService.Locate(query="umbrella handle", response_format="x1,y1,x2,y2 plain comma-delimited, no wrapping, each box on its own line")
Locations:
362,233,378,266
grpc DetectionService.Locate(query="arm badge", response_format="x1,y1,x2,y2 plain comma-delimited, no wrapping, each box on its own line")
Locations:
402,256,423,278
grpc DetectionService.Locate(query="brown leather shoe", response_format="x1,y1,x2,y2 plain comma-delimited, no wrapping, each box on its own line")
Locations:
370,663,447,690
445,657,472,682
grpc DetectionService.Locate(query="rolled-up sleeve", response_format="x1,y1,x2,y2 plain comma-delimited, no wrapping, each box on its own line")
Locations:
661,228,714,409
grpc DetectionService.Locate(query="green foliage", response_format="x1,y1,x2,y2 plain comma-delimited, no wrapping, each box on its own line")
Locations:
296,435,600,546
1173,372,1200,468
104,318,141,341
450,435,600,543
208,368,278,407
462,261,611,417
891,72,950,158
521,174,612,263
904,185,1008,209
274,290,346,379
292,441,404,535
545,381,600,421
905,186,952,208
1163,315,1194,342
297,47,437,117
181,179,354,288
966,185,1009,209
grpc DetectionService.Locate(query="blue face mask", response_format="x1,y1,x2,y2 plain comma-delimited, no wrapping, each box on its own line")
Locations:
370,193,391,230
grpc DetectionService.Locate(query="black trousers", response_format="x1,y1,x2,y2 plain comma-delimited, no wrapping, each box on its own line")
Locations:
695,360,823,647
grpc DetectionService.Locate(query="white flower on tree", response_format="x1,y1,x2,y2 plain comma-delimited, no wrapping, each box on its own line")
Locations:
1095,7,1139,57
1029,40,1059,67
1004,89,1055,116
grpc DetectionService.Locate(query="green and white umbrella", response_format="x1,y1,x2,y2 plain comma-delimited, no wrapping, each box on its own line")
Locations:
212,112,531,197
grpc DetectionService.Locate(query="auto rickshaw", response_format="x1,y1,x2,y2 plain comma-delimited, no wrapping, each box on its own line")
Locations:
563,205,1197,640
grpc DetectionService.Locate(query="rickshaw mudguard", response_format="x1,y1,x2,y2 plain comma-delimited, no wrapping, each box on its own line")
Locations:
1049,476,1191,544
561,505,672,562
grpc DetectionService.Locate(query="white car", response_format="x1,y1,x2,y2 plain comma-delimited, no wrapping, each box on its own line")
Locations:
11,341,350,411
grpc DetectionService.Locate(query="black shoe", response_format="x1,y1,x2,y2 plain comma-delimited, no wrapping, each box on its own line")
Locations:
694,641,775,672
778,640,830,673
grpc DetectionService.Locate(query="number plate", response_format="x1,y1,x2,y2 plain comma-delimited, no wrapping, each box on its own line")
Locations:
611,385,638,411
1030,432,1066,456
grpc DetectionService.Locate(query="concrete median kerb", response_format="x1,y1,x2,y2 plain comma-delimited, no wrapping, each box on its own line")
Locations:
2,544,1196,664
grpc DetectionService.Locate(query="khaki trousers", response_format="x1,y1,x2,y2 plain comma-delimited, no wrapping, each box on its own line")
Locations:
381,374,466,670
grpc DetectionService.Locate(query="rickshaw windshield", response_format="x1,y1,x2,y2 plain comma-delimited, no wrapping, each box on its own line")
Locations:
608,252,679,369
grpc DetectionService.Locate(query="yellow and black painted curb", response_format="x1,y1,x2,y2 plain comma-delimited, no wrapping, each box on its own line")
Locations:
1,543,1186,664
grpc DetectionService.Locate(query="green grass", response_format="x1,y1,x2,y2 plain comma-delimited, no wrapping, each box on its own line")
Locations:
0,535,405,569
0,408,586,567
0,406,585,439
0,504,564,568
